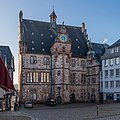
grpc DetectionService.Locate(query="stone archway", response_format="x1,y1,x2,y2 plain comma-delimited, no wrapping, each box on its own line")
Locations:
70,93,76,103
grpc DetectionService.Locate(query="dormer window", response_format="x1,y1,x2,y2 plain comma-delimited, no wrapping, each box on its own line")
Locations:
41,42,44,45
115,57,119,64
42,48,45,51
41,33,43,36
32,32,34,35
76,38,78,41
115,47,118,52
110,48,114,53
32,47,34,50
104,59,108,66
110,58,114,66
32,41,34,44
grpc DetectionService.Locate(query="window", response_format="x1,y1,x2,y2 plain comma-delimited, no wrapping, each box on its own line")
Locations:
92,88,95,93
41,72,50,83
32,32,34,35
26,72,32,82
91,77,96,84
110,69,114,77
116,81,120,87
104,59,108,66
32,41,34,44
110,58,114,66
43,57,50,65
91,68,96,74
116,69,120,77
105,70,108,78
110,48,114,53
115,47,118,52
41,72,50,82
57,70,61,76
30,56,37,64
81,74,86,84
110,81,114,88
87,60,92,65
46,73,49,82
105,81,108,88
115,57,119,65
106,93,114,100
26,72,38,83
101,82,103,88
32,47,34,50
33,72,38,82
70,73,76,84
81,60,86,68
87,78,90,85
66,58,69,63
71,59,76,67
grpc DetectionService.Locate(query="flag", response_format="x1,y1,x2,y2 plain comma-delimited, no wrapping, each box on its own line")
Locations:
0,56,15,91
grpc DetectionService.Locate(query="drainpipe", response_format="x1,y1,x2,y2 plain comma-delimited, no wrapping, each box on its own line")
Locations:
50,54,53,98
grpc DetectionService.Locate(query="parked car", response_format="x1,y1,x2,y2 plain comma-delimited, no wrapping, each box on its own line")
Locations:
45,98,56,106
24,100,33,108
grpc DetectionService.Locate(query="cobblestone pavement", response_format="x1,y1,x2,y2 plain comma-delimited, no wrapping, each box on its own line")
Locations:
1,103,120,120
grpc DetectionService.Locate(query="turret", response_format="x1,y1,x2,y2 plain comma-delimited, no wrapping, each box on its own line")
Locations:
49,9,57,28
18,10,23,42
81,22,85,32
81,22,88,39
19,10,23,23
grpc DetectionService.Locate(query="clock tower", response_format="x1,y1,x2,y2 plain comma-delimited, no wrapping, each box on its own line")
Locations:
50,23,72,104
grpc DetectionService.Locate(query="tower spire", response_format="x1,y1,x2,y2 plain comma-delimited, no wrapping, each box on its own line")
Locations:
53,5,54,11
50,8,57,28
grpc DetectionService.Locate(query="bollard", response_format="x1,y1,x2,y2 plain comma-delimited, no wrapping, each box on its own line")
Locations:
97,105,99,116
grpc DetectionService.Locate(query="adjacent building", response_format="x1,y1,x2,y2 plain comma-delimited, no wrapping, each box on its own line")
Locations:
0,46,15,82
18,10,105,104
101,39,120,103
0,46,15,110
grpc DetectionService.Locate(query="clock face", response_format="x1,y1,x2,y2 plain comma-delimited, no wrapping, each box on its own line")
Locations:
60,34,67,42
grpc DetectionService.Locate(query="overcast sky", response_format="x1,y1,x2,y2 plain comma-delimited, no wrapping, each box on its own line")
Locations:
0,0,120,84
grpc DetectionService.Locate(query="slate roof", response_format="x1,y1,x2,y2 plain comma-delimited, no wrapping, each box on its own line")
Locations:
21,18,105,58
49,10,57,17
102,39,120,59
109,39,120,48
92,43,105,56
0,46,13,69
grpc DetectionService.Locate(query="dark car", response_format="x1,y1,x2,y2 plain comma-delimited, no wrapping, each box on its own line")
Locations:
24,100,33,108
45,98,56,106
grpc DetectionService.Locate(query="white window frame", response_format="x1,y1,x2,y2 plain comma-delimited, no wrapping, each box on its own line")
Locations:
116,69,120,77
115,47,119,52
110,58,114,66
104,59,108,66
105,70,108,78
110,48,114,53
115,57,119,65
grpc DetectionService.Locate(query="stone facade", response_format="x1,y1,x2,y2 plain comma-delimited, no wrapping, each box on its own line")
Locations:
18,10,105,104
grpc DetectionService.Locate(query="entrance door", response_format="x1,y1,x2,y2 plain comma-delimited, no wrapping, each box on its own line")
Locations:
70,93,76,103
56,96,62,105
91,94,96,103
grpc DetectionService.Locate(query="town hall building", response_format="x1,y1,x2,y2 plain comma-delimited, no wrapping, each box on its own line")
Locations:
18,10,105,104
